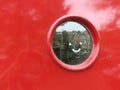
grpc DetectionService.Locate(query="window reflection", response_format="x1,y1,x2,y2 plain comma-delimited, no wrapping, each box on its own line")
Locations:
52,21,93,65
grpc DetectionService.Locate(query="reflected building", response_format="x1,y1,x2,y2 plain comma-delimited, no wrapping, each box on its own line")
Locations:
52,21,93,65
52,30,93,65
53,30,92,51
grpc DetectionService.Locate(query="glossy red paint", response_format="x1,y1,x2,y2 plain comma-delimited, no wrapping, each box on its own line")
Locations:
0,0,120,90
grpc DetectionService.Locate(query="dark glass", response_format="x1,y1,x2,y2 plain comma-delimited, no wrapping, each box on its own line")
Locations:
52,21,93,65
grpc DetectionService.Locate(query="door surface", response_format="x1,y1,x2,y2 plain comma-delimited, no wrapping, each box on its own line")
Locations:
0,0,120,90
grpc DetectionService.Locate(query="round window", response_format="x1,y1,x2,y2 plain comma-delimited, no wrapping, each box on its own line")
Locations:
52,21,93,65
48,16,100,71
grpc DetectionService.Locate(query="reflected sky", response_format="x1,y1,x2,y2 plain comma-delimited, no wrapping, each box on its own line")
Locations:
103,63,120,79
64,0,119,30
56,21,86,32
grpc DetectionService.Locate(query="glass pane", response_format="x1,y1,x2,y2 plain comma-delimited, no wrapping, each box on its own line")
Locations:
52,21,93,65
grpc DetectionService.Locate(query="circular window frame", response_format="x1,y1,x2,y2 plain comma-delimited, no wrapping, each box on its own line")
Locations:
47,15,100,71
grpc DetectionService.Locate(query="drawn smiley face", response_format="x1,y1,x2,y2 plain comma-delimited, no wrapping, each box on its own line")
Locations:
52,21,93,65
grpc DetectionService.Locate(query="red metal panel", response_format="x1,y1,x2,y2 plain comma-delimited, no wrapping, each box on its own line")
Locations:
0,0,120,90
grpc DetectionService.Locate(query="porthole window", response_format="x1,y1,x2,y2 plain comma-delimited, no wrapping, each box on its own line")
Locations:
52,21,93,65
48,16,100,71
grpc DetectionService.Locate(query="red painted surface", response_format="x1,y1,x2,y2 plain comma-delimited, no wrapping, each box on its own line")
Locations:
0,0,120,90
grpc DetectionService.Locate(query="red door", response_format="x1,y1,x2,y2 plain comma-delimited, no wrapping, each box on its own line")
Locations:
0,0,120,90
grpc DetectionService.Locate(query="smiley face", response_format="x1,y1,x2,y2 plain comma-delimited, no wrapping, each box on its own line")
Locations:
52,21,93,65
